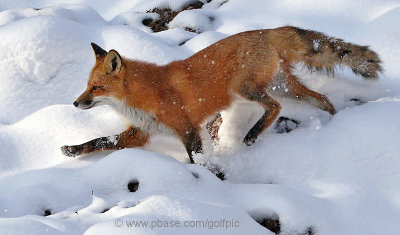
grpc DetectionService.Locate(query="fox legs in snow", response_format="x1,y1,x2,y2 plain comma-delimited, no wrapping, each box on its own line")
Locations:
281,64,336,115
240,89,282,146
61,127,150,157
61,124,203,164
208,65,336,146
286,75,336,115
183,127,203,164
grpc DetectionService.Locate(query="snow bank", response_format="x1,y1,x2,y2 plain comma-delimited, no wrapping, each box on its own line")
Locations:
0,7,98,123
0,105,124,173
168,9,216,33
1,0,400,234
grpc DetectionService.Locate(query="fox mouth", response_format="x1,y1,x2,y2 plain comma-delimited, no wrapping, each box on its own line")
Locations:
78,101,99,110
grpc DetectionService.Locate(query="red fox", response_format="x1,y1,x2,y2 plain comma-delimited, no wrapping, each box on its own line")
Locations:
61,26,382,164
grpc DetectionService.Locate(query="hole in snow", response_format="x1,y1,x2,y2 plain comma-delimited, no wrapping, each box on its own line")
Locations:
215,171,225,181
101,208,110,213
303,226,317,235
44,209,52,216
218,0,229,7
274,116,300,134
191,172,199,178
252,215,280,234
179,39,190,46
184,27,200,34
127,179,139,192
264,180,276,184
142,18,153,27
350,98,366,105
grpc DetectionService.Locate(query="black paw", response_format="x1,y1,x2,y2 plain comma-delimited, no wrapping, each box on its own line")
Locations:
61,145,83,157
243,136,256,146
274,116,300,134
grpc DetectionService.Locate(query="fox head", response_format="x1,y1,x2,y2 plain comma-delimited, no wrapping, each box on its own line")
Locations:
73,43,124,109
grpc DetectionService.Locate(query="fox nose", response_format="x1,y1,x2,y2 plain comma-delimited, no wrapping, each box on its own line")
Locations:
73,101,79,107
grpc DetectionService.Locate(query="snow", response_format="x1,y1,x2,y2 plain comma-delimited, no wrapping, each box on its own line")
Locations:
1,0,400,234
168,9,216,33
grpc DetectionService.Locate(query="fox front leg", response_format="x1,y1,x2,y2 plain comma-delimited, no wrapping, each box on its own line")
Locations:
61,127,150,157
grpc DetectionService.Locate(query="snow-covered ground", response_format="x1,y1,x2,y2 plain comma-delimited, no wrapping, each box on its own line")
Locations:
1,0,400,234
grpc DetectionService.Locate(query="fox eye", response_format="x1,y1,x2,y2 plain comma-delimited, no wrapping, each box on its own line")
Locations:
92,86,100,91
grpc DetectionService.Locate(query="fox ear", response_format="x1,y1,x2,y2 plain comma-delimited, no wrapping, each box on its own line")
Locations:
104,50,122,74
91,42,107,60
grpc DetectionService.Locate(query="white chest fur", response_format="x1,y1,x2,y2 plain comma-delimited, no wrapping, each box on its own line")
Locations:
95,96,173,135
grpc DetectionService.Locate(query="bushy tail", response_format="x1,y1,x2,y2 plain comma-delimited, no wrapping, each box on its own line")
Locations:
294,27,383,79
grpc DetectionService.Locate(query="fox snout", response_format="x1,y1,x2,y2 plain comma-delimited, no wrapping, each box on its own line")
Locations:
74,99,96,109
73,99,94,109
73,91,97,110
73,100,93,109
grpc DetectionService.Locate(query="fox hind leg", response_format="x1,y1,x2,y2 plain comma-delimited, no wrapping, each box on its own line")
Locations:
286,75,336,115
61,127,150,157
239,87,281,146
277,62,336,115
183,127,203,164
276,60,336,115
